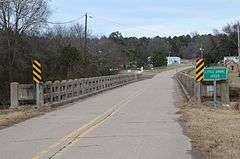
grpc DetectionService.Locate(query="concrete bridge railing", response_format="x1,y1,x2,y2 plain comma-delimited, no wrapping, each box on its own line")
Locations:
176,72,195,98
11,74,142,108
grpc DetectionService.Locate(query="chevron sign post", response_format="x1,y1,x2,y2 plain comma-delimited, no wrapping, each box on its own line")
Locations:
195,58,205,82
32,60,43,107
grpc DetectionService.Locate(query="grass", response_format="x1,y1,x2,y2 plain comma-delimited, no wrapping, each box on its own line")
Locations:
229,72,240,87
180,102,240,159
0,106,56,130
178,66,240,158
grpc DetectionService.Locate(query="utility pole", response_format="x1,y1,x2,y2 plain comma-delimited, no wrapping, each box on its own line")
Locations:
200,44,204,58
237,24,240,57
84,13,88,57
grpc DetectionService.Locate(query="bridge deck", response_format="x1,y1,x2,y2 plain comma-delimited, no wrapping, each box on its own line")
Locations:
0,68,193,159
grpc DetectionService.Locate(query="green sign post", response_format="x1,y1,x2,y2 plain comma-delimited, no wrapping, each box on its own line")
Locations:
204,67,228,81
203,67,228,107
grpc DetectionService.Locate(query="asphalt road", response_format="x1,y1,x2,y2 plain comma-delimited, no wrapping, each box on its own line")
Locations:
0,68,194,159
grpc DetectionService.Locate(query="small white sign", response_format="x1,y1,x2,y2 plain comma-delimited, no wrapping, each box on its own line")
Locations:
207,85,214,92
224,56,240,63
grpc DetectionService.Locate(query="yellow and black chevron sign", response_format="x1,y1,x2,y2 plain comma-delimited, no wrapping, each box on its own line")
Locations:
195,58,205,82
32,60,42,84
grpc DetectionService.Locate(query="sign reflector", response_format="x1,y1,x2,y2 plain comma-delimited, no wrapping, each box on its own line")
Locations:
195,58,205,82
32,60,42,84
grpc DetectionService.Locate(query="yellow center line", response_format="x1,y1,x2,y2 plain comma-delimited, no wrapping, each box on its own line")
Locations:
32,114,106,159
32,89,145,159
53,90,144,158
53,118,108,158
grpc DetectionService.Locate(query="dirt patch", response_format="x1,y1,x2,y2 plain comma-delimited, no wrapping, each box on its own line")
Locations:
0,106,56,130
180,102,240,159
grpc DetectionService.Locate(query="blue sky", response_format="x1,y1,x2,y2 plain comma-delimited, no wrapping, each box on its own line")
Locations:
49,0,240,37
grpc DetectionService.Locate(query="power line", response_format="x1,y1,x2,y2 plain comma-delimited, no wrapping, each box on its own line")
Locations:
46,14,161,36
46,15,85,25
93,16,161,35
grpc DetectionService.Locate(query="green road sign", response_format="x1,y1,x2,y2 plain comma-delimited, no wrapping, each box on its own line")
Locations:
204,67,228,81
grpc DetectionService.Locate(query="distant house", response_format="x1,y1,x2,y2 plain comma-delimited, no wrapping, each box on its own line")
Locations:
225,60,239,72
224,56,240,63
167,57,181,65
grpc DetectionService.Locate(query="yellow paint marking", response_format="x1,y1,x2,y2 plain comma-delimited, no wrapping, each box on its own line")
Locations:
53,90,144,158
53,115,109,158
197,76,204,82
196,69,204,78
32,114,105,159
32,89,144,159
33,64,42,74
33,60,41,67
33,70,42,80
33,77,40,84
196,63,204,72
196,59,203,66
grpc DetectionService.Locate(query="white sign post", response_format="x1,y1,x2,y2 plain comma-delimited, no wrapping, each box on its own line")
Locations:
36,83,40,108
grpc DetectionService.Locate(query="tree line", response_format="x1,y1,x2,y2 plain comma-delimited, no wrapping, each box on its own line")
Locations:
0,0,239,105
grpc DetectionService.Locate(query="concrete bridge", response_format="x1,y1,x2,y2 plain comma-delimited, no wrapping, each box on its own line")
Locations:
1,67,200,159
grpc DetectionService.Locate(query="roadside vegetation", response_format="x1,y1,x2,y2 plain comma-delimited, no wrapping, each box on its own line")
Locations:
229,72,240,87
0,106,53,129
180,102,240,159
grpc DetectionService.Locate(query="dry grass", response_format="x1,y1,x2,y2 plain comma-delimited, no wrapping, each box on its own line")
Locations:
180,103,240,159
0,106,55,130
229,72,240,87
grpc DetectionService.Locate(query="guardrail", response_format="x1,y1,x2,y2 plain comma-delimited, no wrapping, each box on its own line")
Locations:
11,74,142,108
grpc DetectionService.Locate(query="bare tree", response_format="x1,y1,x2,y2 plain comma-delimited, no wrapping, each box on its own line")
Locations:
0,0,49,34
0,0,49,81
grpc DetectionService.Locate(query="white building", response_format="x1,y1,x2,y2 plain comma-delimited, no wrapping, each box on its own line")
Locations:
224,56,240,63
167,57,181,65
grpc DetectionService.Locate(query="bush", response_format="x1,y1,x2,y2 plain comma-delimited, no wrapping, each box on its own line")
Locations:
152,51,167,67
